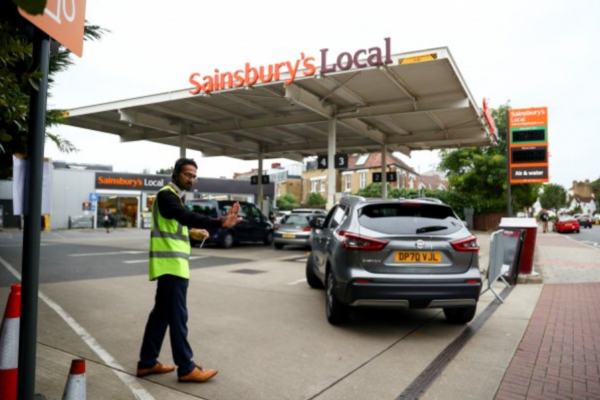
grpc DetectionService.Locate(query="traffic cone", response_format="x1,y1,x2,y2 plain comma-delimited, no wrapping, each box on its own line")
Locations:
62,359,86,400
0,284,21,400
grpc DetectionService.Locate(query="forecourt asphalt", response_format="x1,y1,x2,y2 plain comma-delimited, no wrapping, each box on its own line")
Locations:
1,226,594,400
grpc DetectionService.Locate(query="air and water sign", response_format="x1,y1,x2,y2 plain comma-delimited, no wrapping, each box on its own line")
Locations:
508,107,549,184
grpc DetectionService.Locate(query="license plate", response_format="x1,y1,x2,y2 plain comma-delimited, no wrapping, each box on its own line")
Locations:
282,234,296,239
395,251,442,263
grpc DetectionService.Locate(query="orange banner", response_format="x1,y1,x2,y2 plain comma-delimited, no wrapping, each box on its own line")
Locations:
19,0,87,57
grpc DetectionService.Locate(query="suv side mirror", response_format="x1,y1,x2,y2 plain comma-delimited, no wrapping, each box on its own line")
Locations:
310,217,324,229
462,220,469,228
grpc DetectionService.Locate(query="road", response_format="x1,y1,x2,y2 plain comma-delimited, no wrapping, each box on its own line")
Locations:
0,229,540,400
567,223,600,248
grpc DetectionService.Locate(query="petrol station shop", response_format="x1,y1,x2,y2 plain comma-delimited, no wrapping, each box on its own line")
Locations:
0,166,274,230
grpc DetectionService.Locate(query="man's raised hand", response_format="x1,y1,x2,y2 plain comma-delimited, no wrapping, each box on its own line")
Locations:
222,202,243,228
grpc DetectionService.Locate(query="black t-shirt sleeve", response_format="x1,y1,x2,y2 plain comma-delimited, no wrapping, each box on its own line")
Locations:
156,190,222,230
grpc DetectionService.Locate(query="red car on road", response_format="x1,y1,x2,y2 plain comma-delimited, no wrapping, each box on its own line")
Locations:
553,216,580,233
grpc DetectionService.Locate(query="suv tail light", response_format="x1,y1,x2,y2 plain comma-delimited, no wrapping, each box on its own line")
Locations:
337,231,388,251
451,236,479,253
302,226,312,232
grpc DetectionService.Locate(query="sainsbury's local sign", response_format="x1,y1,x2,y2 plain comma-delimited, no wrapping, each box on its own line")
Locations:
95,173,167,191
189,38,393,95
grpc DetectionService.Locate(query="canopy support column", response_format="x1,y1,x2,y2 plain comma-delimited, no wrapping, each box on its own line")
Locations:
179,126,188,158
258,151,264,206
327,117,337,210
382,145,388,199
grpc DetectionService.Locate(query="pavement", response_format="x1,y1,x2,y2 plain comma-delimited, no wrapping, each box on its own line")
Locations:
495,230,600,400
1,227,599,399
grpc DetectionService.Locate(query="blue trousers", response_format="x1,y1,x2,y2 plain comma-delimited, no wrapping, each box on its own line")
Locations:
138,274,195,376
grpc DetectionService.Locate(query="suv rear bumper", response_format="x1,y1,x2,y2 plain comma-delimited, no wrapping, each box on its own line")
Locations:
342,281,481,309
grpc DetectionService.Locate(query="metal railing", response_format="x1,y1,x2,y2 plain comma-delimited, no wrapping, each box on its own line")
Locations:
68,215,94,229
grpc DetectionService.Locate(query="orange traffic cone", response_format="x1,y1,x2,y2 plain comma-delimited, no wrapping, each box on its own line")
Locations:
0,284,21,400
62,359,86,400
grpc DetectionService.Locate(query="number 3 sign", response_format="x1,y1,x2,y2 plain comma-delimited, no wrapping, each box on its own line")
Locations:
19,0,87,57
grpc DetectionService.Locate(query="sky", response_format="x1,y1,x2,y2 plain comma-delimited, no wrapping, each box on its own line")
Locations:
44,0,600,188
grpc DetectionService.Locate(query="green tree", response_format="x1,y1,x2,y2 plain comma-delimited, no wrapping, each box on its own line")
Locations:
539,183,568,216
156,167,173,175
0,2,106,178
438,102,541,215
512,183,542,214
305,193,326,207
276,193,299,211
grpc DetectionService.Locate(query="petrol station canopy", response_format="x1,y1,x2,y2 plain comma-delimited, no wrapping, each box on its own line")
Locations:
65,46,494,163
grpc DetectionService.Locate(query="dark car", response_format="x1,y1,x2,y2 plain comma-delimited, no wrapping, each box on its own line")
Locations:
291,208,328,217
187,200,274,248
577,214,593,229
306,196,481,325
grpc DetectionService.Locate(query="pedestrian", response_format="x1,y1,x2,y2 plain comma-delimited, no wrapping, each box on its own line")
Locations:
540,209,549,233
103,209,111,233
136,158,242,383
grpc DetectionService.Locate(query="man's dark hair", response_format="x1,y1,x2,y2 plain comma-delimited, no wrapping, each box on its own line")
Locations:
172,158,198,181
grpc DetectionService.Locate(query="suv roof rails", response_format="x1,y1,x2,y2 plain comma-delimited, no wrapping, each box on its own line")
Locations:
340,195,366,205
399,196,444,204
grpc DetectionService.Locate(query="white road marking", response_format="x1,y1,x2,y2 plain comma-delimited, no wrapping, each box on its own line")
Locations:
288,279,307,285
70,251,146,257
0,256,156,400
564,235,600,251
0,243,55,248
122,255,208,264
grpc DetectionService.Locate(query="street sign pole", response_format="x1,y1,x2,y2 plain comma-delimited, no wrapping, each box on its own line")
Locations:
18,26,50,400
506,109,512,217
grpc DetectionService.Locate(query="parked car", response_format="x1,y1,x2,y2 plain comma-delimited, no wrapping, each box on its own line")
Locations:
292,208,328,217
273,213,313,249
187,200,274,248
594,214,600,224
553,216,580,233
577,214,593,229
306,196,481,325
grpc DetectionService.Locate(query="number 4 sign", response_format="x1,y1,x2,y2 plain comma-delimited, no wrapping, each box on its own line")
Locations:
19,0,87,57
317,154,348,169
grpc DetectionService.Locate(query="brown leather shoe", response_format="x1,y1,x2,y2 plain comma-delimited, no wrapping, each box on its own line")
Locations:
136,362,175,377
178,366,218,383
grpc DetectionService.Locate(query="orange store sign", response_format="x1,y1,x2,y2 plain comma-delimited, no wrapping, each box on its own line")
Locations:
509,107,548,128
189,38,393,95
19,0,87,57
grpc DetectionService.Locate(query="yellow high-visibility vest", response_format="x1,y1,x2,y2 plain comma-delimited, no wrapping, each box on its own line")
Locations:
149,184,190,280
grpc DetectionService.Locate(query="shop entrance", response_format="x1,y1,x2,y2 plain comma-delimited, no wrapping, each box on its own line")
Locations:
97,195,139,228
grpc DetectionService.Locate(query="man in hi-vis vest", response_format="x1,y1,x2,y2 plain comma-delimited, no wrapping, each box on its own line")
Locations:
136,158,242,383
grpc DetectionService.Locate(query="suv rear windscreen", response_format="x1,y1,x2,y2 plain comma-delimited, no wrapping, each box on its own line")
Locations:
188,202,218,218
358,203,463,235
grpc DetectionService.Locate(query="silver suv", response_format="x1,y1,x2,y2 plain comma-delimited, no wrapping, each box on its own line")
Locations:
306,196,481,325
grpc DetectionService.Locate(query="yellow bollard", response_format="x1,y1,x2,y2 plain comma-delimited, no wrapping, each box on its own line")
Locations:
44,214,50,231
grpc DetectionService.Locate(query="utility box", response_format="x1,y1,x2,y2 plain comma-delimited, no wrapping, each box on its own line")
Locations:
499,217,538,275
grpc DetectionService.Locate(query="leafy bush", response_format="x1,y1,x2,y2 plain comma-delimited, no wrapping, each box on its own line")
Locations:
276,194,299,211
305,192,326,207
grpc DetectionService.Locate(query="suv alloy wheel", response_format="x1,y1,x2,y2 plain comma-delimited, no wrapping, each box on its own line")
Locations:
326,270,349,325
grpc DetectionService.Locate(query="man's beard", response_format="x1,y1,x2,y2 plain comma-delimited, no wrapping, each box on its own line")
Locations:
178,179,193,191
